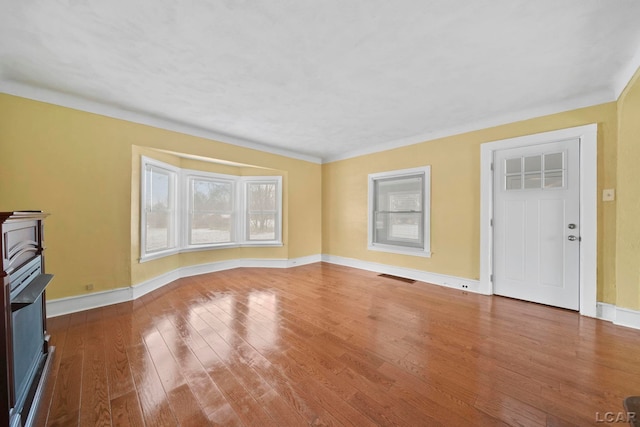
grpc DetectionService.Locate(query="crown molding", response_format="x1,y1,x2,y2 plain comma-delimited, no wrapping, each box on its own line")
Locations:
2,78,627,165
323,89,614,163
613,46,640,99
0,79,322,164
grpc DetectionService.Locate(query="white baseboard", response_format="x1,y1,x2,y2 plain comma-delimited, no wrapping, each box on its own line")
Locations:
131,268,184,300
46,254,322,317
596,302,617,322
285,254,322,268
178,259,241,279
596,302,640,330
614,306,640,330
46,287,132,318
48,253,640,332
321,254,481,293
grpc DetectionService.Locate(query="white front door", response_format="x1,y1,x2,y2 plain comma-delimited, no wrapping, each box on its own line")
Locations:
493,138,580,310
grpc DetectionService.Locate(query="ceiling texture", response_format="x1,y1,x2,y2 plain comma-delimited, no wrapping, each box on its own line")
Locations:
1,1,640,163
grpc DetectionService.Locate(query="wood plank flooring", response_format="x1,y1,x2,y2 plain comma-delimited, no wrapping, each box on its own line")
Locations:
34,262,640,426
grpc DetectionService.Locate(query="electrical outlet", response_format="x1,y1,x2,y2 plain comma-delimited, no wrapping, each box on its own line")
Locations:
86,284,94,291
603,189,615,202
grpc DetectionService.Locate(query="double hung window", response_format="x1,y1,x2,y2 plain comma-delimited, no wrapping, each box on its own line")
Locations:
142,160,179,257
245,180,282,242
368,166,431,257
188,177,234,245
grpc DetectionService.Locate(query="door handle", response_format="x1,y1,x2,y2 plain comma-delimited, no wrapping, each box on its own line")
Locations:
568,235,578,241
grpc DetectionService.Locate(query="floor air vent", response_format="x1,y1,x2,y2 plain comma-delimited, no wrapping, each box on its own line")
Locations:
378,274,416,284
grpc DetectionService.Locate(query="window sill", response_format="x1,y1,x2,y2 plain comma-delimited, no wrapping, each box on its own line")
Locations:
139,248,180,263
241,241,283,247
139,242,283,263
182,243,239,252
368,244,432,258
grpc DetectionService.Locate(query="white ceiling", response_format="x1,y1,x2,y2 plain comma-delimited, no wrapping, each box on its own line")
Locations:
1,1,640,163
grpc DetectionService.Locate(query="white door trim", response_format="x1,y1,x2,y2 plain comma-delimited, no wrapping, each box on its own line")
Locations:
479,124,598,317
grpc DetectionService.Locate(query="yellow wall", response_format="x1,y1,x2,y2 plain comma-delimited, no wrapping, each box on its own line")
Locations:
615,68,640,310
323,102,619,303
0,94,322,299
1,72,637,309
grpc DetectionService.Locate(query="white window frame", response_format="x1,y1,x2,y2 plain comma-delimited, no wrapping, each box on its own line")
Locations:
183,171,237,250
140,156,180,261
368,166,431,257
240,176,283,246
140,158,283,262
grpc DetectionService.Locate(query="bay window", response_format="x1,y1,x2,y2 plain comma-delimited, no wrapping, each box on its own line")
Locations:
140,157,282,261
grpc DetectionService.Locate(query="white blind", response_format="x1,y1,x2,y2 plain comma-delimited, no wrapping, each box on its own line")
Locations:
373,174,424,248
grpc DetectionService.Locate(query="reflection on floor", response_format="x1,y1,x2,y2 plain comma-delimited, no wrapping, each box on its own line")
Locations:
36,262,640,426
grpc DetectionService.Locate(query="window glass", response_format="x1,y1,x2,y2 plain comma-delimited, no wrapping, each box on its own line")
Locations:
369,167,430,256
506,175,522,190
190,179,233,245
144,164,176,253
247,182,278,241
544,153,563,171
544,171,563,188
374,174,424,248
506,158,521,174
524,155,541,173
524,173,541,189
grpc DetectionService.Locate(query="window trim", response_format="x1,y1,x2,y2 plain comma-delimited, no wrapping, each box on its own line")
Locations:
140,156,180,261
240,176,283,245
140,157,283,263
368,166,431,258
183,170,237,249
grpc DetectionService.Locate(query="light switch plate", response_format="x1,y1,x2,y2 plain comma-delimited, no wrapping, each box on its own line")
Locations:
603,188,615,201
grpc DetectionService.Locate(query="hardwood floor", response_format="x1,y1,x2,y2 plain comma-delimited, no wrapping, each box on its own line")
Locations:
34,262,640,426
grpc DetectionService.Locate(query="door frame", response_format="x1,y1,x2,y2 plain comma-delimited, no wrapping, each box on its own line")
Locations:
479,124,598,317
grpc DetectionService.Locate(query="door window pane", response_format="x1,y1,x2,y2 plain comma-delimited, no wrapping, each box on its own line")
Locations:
544,171,563,188
506,175,522,190
524,155,542,173
505,152,564,191
524,173,542,189
544,152,563,171
506,158,521,174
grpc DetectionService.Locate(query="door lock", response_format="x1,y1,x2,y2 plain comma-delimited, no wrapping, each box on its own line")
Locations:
568,224,576,229
568,235,578,241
